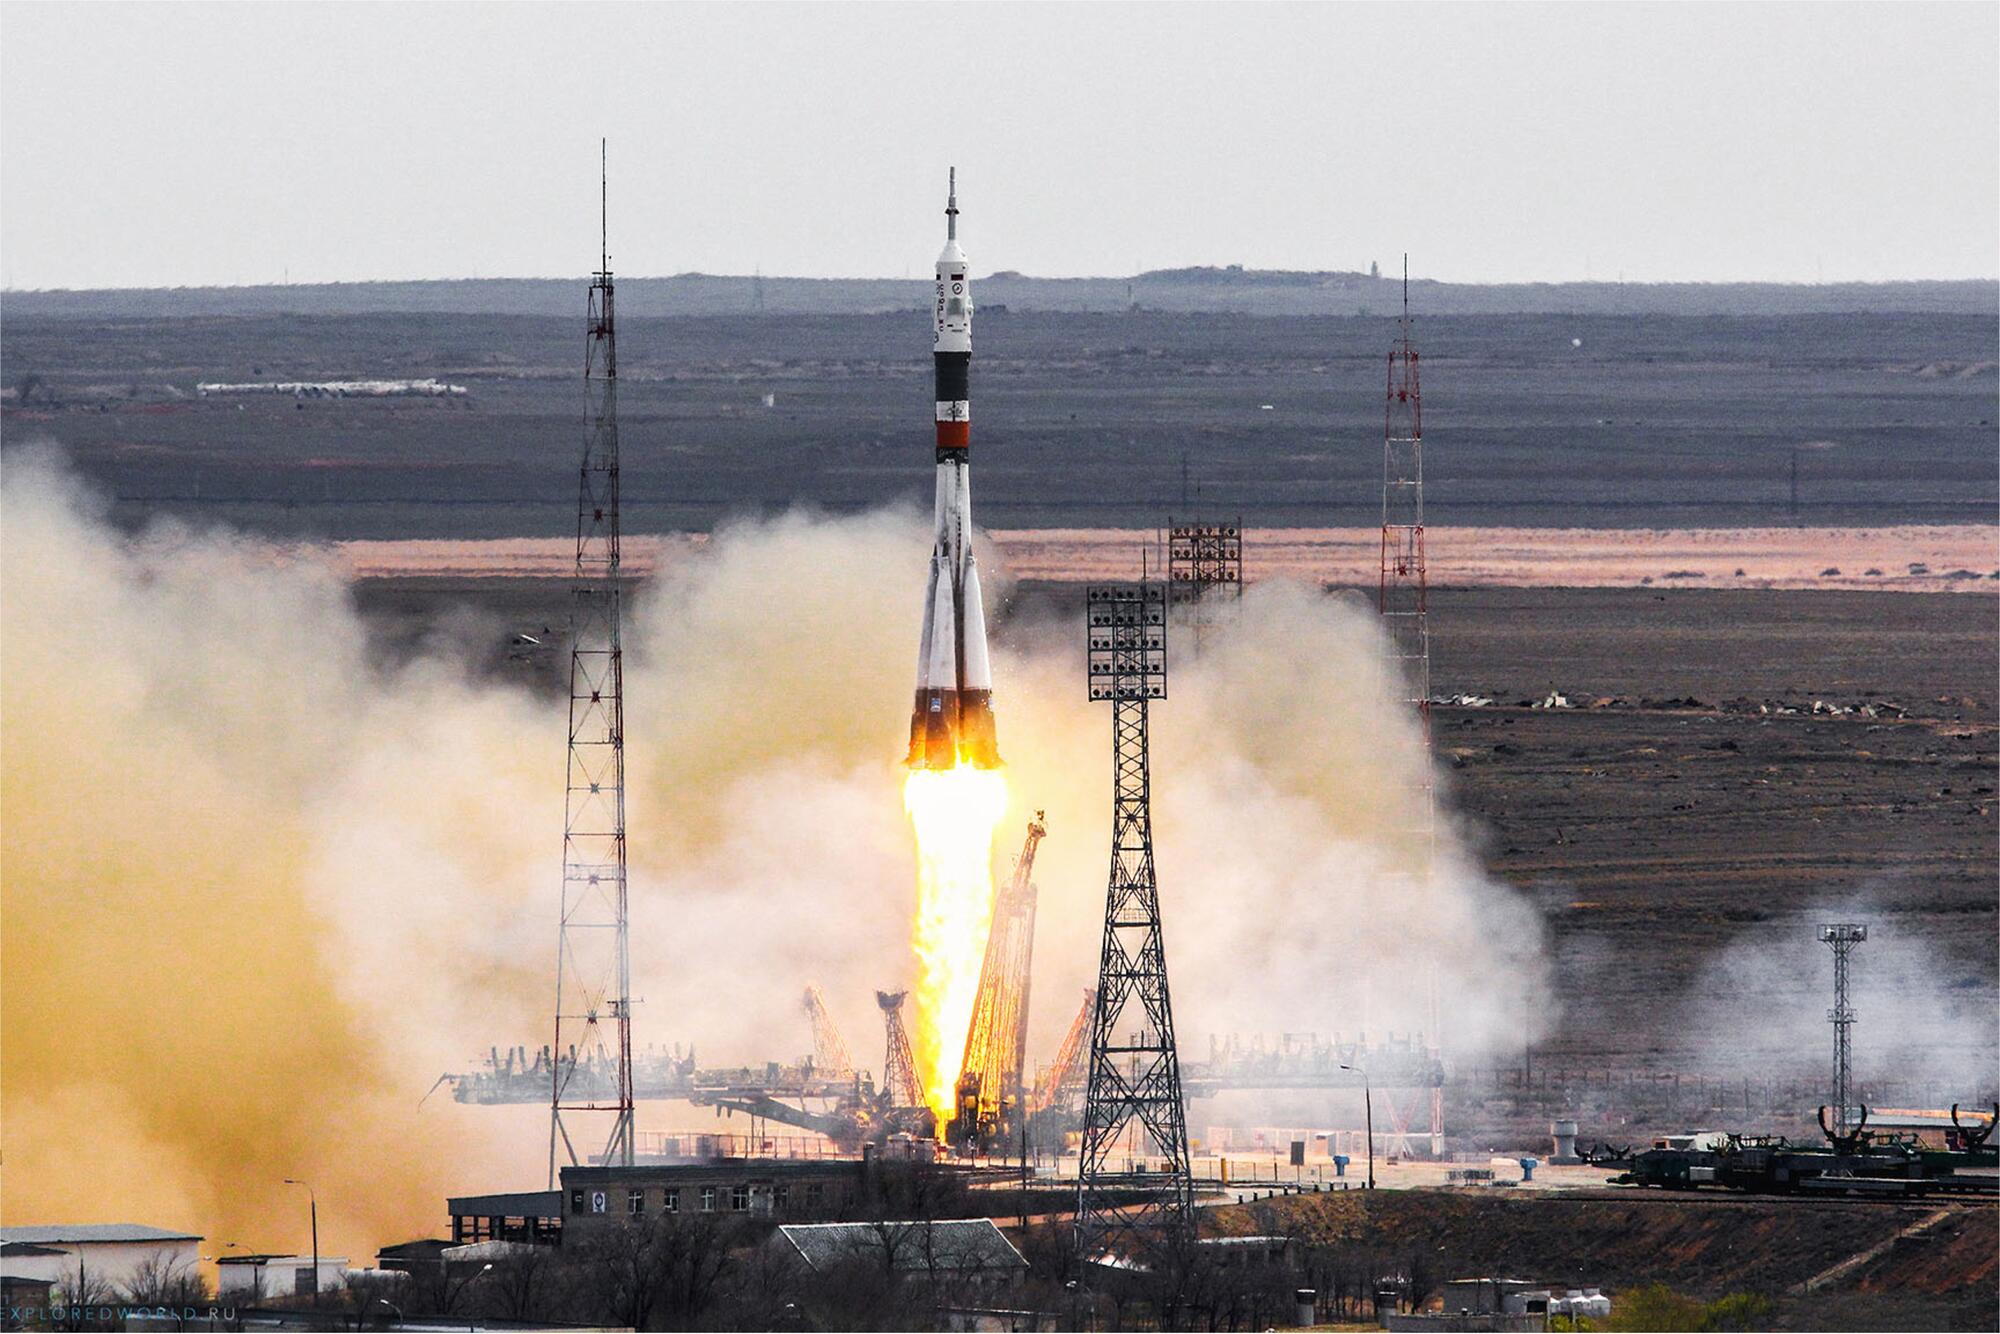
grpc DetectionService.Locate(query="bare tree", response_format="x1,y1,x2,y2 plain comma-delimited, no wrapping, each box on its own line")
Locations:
121,1249,209,1308
650,1211,738,1328
481,1247,552,1323
49,1259,116,1332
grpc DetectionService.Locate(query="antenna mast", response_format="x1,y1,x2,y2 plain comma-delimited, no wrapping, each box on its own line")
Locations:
550,140,635,1181
1378,254,1443,1155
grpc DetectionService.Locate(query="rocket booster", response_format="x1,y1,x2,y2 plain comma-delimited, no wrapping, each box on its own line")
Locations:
908,169,1000,771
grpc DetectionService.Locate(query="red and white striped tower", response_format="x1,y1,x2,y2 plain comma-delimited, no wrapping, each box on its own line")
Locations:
1378,258,1444,1156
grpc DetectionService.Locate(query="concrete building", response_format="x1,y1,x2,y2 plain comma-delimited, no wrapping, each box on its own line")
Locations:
214,1253,350,1299
447,1160,882,1252
559,1160,870,1235
0,1225,201,1298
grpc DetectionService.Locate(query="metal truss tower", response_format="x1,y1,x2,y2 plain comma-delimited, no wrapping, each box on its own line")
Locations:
1032,987,1097,1113
1167,519,1243,652
1378,258,1443,1156
1820,923,1867,1133
878,989,924,1110
550,143,635,1182
1380,259,1432,826
803,985,856,1080
1076,582,1193,1258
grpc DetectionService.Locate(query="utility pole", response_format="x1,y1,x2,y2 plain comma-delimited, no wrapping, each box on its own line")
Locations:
1821,924,1867,1133
1339,1067,1375,1188
282,1179,317,1298
551,140,636,1182
1076,582,1193,1261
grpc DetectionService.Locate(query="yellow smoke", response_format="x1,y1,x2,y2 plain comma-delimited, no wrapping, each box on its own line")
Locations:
902,764,1009,1124
1,450,1551,1263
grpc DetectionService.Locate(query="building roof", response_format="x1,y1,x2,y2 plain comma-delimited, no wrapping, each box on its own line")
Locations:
563,1159,863,1183
775,1220,1027,1275
446,1191,563,1218
0,1225,200,1246
376,1239,454,1259
440,1241,542,1263
0,1243,70,1257
218,1254,347,1267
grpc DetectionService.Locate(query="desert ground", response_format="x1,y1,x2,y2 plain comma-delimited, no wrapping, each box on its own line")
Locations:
347,568,1999,1134
9,296,1992,1119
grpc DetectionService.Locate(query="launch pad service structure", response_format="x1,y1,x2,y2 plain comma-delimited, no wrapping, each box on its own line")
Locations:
908,169,999,773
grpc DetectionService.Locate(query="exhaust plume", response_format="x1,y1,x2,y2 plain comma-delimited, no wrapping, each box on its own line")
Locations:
2,449,1549,1261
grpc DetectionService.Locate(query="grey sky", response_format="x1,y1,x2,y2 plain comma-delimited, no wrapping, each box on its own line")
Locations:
3,2,1994,289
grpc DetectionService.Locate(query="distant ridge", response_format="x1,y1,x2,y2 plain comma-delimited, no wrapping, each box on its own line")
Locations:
5,269,1993,319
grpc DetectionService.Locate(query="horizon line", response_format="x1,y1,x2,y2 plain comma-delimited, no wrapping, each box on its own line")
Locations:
6,271,1998,297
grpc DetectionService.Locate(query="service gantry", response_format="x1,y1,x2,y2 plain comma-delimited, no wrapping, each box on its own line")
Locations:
878,989,924,1110
950,813,1048,1151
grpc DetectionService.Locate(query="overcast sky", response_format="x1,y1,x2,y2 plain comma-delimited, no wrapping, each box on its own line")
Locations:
3,2,1994,289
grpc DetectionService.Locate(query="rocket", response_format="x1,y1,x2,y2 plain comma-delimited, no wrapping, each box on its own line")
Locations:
907,169,1000,771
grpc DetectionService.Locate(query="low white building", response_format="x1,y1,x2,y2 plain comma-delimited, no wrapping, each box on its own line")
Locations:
215,1253,350,1299
0,1224,202,1297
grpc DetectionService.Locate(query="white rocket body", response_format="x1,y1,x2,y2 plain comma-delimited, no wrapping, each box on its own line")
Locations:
908,172,998,770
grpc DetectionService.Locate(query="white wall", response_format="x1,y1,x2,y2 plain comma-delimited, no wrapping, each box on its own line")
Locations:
37,1240,201,1297
216,1255,349,1299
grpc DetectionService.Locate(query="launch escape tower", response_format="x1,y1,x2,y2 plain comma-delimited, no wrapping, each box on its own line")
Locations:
1076,583,1194,1257
1378,259,1444,1156
1821,923,1867,1134
951,814,1048,1151
550,145,635,1181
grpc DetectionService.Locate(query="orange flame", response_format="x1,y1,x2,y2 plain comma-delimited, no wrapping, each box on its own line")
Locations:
903,763,1008,1129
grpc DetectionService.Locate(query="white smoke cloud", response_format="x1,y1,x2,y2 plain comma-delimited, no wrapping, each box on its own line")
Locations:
1676,888,1999,1094
1,448,1548,1259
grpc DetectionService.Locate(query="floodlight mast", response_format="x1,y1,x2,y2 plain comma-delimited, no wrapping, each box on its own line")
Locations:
1820,923,1867,1135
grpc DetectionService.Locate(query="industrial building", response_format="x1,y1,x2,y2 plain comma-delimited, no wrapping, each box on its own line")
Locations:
445,1191,565,1246
449,1158,874,1245
563,1160,871,1231
0,1223,201,1297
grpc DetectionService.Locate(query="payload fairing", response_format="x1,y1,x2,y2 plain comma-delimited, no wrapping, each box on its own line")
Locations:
907,170,1000,771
